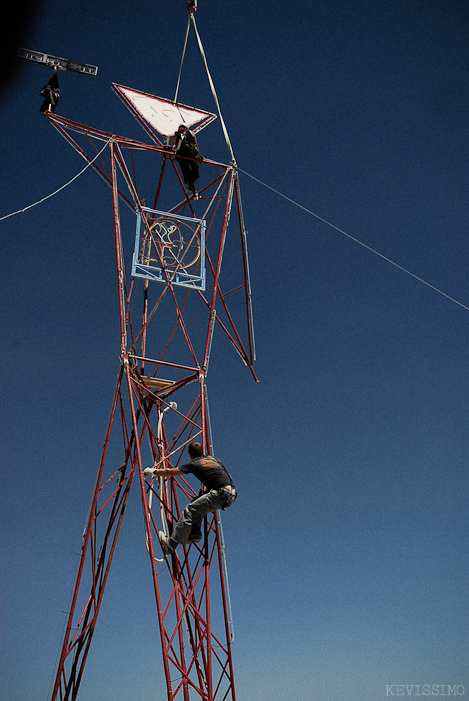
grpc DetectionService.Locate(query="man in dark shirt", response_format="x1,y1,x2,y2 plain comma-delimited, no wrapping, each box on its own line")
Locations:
143,441,236,555
173,125,203,199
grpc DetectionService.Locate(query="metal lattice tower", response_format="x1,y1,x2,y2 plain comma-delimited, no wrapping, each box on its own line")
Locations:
47,82,257,701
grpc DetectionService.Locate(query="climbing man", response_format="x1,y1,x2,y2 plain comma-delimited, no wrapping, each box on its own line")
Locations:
173,124,203,198
143,441,236,555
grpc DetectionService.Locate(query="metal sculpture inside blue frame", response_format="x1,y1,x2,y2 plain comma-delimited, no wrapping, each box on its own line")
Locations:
132,207,206,290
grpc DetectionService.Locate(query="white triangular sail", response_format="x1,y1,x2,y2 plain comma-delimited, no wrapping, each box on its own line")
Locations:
113,84,216,138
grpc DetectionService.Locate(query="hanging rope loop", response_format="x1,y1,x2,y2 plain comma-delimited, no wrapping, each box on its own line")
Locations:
190,13,236,165
173,8,236,165
174,13,191,105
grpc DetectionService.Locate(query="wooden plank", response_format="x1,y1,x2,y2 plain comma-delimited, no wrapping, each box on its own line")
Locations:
140,376,175,390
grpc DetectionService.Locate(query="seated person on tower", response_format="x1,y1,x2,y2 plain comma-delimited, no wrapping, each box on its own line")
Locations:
173,124,203,198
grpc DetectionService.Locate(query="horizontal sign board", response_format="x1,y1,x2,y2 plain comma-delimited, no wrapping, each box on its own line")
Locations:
18,48,98,76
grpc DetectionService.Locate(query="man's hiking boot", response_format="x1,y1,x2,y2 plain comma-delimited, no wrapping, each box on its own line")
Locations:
158,531,176,555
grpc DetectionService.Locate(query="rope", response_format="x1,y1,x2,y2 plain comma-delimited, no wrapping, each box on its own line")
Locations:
237,167,469,312
190,14,236,165
144,402,177,563
174,15,191,102
174,14,192,105
170,13,198,140
145,476,165,564
144,409,166,563
0,139,110,222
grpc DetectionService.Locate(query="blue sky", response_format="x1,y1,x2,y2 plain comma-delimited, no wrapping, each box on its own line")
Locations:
1,1,468,700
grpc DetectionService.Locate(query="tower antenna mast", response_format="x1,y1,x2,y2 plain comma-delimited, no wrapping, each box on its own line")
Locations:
46,8,256,700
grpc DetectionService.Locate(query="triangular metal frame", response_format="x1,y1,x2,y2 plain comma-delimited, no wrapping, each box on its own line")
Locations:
112,83,217,145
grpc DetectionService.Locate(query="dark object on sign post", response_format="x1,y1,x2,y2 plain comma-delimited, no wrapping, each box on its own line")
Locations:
39,70,60,112
18,48,97,113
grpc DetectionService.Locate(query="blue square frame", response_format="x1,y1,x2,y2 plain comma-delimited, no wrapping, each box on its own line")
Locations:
132,207,206,290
